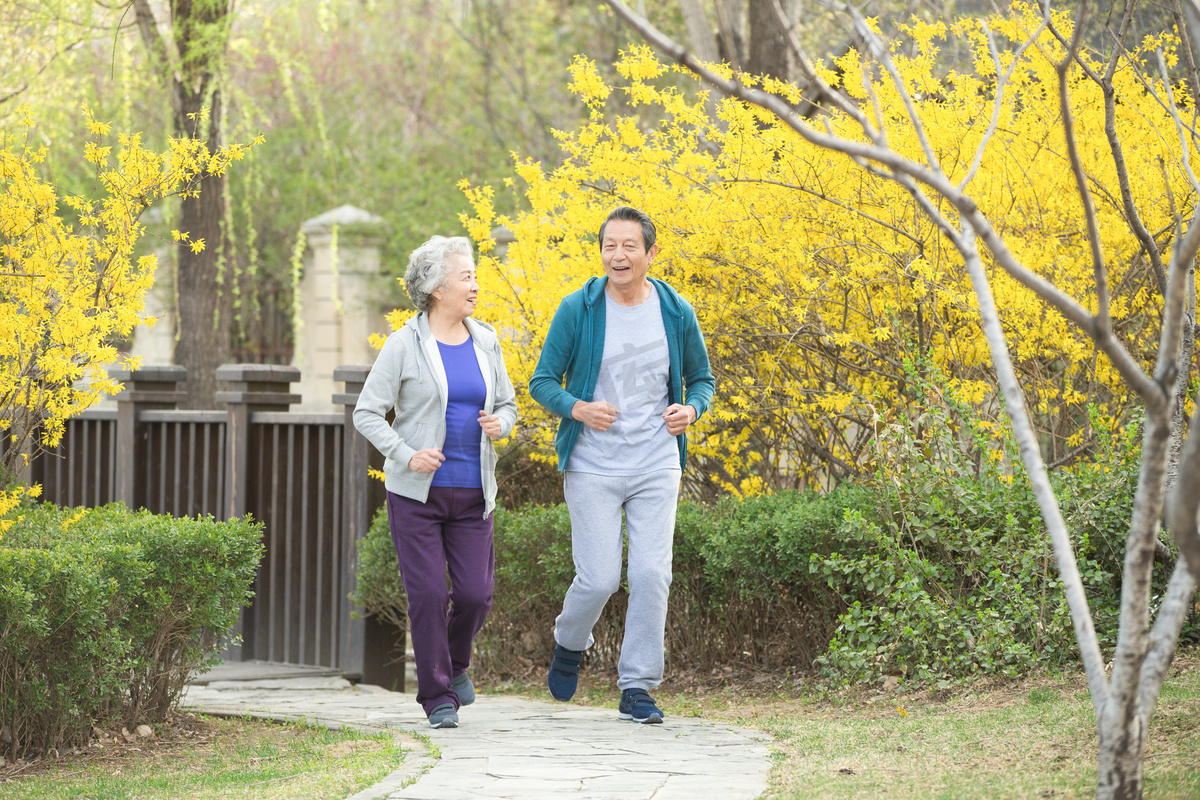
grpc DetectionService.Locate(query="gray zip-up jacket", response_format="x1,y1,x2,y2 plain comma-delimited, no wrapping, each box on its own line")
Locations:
353,313,518,517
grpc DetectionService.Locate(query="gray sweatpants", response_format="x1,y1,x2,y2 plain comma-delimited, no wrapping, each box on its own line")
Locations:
554,468,682,691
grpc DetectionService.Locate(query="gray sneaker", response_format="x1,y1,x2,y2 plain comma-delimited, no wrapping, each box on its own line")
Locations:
428,703,458,729
451,672,475,706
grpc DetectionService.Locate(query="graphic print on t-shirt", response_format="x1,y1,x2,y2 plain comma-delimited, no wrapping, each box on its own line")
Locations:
595,339,670,433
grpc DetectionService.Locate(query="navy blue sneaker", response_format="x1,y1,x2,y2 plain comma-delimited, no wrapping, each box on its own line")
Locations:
451,672,475,706
547,644,584,701
618,688,664,724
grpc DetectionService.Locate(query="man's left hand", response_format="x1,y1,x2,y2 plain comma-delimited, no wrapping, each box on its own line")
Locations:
662,404,697,436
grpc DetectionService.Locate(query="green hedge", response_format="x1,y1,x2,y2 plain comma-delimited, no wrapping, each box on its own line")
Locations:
0,503,262,758
353,485,871,680
351,374,1198,689
354,439,1195,689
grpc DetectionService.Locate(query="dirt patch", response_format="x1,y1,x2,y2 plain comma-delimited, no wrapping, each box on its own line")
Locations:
0,711,219,785
323,739,385,759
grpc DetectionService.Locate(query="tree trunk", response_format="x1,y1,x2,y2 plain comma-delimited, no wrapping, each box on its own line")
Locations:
1167,268,1195,489
132,0,232,409
1096,700,1145,800
173,85,229,409
747,0,791,81
714,0,746,69
678,0,719,64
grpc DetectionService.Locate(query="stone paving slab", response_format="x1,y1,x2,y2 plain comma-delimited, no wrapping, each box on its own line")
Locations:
181,678,771,799
190,659,346,685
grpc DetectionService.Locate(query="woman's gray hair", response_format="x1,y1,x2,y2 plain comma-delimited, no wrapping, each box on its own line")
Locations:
404,235,474,313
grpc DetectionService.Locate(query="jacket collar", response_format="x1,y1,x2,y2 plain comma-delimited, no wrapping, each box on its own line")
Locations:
405,312,499,350
583,275,683,318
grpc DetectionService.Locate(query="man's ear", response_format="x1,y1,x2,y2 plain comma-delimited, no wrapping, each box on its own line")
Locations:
647,243,659,261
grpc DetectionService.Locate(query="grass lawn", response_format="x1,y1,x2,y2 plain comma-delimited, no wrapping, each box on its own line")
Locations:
491,648,1200,799
0,713,409,800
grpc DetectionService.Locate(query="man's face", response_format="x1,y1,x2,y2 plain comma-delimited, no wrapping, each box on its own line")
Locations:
600,219,657,290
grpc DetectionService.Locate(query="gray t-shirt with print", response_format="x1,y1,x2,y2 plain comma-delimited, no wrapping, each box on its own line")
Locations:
567,288,679,476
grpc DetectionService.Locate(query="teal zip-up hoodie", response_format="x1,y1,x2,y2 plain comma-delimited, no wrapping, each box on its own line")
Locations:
529,276,716,472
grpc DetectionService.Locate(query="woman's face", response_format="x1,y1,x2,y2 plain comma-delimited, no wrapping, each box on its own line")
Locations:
430,253,478,319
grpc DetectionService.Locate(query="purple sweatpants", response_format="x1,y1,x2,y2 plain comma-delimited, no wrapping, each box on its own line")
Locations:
386,487,495,715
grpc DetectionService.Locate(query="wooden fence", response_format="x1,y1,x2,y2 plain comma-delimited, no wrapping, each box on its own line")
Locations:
14,364,399,685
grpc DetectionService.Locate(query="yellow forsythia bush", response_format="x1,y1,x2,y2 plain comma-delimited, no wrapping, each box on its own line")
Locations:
462,5,1197,495
0,105,259,530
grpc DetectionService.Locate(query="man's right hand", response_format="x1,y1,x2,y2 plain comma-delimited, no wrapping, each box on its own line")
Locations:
572,400,620,432
408,448,445,473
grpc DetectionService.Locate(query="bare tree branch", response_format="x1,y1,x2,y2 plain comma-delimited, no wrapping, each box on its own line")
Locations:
1056,2,1112,333
1139,560,1196,726
955,221,1110,719
605,0,1164,406
957,15,1050,191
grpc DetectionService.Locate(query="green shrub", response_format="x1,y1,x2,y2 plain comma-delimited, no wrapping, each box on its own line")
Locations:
479,503,578,674
349,506,407,632
350,397,1186,690
811,380,1186,687
352,492,863,679
0,503,262,758
694,487,871,668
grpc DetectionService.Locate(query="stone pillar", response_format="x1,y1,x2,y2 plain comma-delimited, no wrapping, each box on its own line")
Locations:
129,207,176,366
109,365,187,511
128,245,176,367
294,205,388,411
491,224,515,261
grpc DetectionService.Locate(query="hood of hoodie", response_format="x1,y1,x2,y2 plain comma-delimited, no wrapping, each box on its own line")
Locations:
402,312,501,351
581,276,685,319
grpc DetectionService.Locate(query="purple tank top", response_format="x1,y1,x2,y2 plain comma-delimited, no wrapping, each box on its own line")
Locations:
432,339,486,488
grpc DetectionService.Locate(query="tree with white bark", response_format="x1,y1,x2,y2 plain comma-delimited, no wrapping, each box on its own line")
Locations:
605,1,1199,798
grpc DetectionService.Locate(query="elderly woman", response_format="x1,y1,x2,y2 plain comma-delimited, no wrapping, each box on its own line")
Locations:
354,235,517,729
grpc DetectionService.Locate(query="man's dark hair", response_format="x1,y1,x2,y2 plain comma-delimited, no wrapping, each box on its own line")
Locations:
598,206,656,252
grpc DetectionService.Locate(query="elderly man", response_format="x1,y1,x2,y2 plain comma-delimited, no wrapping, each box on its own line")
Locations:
529,205,715,724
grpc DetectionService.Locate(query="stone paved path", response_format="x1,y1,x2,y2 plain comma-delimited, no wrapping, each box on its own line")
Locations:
181,677,771,800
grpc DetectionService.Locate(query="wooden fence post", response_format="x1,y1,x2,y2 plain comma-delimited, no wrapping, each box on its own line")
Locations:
216,364,301,661
110,366,187,511
216,364,301,519
333,365,373,675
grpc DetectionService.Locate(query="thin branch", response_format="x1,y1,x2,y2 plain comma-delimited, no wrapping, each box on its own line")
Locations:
1056,3,1111,333
843,4,942,173
1038,5,1172,296
717,176,927,247
1157,51,1200,195
1177,1,1200,109
1102,0,1139,84
958,10,1052,191
607,0,1167,405
956,221,1110,719
1139,561,1196,726
765,0,880,137
1166,402,1200,574
0,40,83,106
